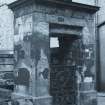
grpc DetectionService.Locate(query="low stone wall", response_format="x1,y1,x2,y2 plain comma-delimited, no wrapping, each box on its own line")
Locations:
79,82,97,105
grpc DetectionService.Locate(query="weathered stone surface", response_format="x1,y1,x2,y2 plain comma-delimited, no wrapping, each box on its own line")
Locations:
6,1,98,105
10,95,52,105
79,82,95,91
13,1,95,20
79,91,97,105
0,88,12,100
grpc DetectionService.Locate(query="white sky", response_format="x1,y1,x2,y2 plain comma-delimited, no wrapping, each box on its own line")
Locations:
0,0,17,5
50,37,59,48
72,0,95,5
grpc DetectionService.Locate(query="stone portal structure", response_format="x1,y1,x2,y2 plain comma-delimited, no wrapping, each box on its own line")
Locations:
8,0,99,105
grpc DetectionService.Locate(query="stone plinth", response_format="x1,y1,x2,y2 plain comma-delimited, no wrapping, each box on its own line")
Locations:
79,82,97,105
11,93,52,105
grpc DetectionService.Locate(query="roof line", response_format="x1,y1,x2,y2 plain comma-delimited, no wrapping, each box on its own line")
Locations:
8,0,99,13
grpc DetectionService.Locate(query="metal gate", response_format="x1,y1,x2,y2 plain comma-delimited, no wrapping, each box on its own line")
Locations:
50,65,77,105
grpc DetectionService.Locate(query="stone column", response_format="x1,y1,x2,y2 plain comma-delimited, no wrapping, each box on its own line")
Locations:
31,21,52,105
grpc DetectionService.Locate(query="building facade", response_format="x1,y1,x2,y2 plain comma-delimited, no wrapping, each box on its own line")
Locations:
96,0,105,92
0,0,99,105
0,4,14,91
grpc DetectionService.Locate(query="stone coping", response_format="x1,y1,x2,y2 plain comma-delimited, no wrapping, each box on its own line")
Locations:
8,0,99,13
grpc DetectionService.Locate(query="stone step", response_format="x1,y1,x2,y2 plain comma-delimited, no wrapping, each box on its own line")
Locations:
97,93,105,97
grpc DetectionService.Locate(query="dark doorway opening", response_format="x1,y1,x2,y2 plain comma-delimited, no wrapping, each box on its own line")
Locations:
49,23,82,105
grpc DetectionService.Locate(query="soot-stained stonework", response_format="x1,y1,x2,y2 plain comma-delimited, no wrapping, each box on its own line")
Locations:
8,0,99,105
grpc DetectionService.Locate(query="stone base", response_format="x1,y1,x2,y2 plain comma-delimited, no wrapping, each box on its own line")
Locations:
78,82,97,105
33,96,52,105
11,93,52,105
79,91,97,105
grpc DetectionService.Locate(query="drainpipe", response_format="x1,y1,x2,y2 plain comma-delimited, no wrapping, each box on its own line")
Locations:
95,0,101,91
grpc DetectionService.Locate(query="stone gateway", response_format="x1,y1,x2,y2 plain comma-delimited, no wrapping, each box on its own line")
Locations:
8,0,99,105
